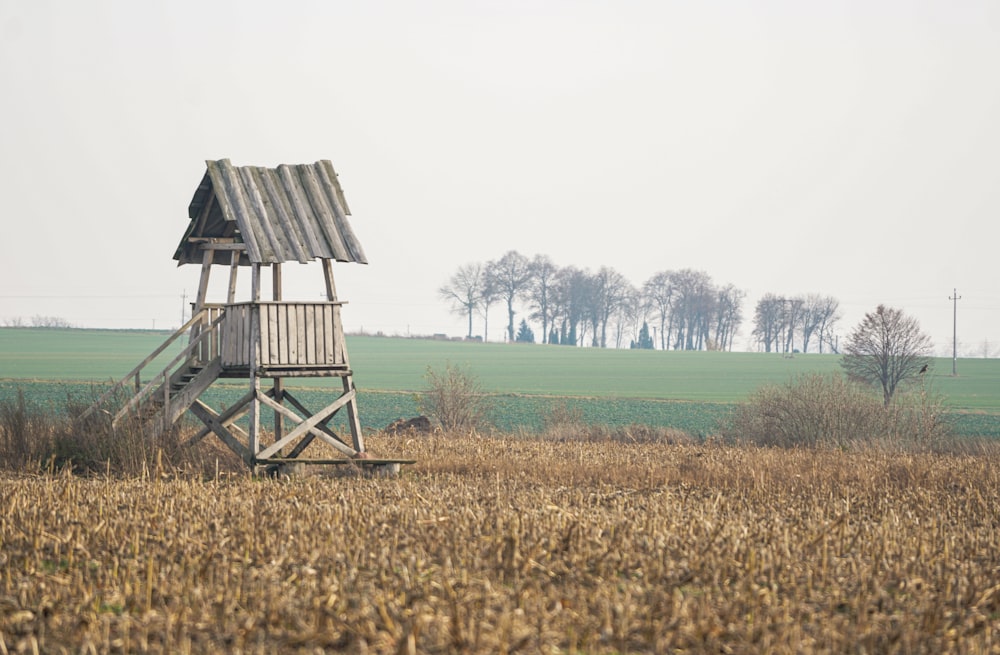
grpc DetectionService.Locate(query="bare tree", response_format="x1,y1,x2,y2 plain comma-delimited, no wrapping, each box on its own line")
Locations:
478,271,499,343
782,297,804,353
610,283,642,349
587,266,632,348
799,294,840,353
752,293,784,352
642,271,674,350
714,284,745,351
487,250,532,343
527,254,558,344
841,304,933,406
30,315,74,329
669,269,715,350
438,262,484,339
551,266,589,346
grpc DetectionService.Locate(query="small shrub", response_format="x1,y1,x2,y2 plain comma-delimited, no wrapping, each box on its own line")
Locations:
722,372,956,451
418,363,493,433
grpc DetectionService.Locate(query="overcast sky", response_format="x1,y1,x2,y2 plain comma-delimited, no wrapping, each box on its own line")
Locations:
1,0,997,355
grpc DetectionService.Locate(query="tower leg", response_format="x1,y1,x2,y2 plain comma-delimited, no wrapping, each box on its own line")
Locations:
342,375,365,453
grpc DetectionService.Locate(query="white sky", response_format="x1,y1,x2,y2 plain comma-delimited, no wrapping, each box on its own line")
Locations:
1,0,997,355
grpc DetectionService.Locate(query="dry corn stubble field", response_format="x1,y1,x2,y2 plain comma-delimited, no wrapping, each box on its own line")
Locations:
2,434,1000,654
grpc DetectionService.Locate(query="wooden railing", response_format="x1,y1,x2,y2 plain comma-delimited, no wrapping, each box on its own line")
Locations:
78,300,348,428
221,301,347,369
77,308,224,424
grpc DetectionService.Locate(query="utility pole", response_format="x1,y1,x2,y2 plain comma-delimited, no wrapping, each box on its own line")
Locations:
950,288,961,376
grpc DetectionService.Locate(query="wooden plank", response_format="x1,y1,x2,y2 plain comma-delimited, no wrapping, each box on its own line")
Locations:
251,263,261,302
324,304,335,365
322,259,338,301
321,303,333,364
226,305,237,366
195,248,213,311
256,458,416,466
267,304,280,367
112,316,224,425
272,377,284,446
164,357,223,426
277,164,332,259
342,375,365,452
314,305,324,364
333,305,347,366
303,305,315,365
227,250,239,303
318,161,367,264
79,309,211,421
296,303,308,365
202,242,247,251
272,264,283,301
191,193,215,239
282,432,314,459
282,391,352,449
255,391,357,459
287,304,299,365
247,304,261,456
299,165,350,260
182,390,253,447
188,400,251,464
238,166,278,263
260,168,311,263
242,304,251,367
257,304,269,367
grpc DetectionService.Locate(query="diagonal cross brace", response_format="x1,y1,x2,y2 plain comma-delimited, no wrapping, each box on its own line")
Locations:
182,389,254,447
188,399,252,464
255,389,357,460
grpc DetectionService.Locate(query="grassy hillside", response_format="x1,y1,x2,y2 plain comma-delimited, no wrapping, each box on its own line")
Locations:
2,328,998,409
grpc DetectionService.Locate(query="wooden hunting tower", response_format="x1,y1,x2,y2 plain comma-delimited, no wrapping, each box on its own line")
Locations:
84,159,407,471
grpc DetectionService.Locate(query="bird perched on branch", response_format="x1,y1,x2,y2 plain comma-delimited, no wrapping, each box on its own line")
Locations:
919,364,928,374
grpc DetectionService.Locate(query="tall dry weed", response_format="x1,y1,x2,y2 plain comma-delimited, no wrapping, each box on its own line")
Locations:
0,386,240,476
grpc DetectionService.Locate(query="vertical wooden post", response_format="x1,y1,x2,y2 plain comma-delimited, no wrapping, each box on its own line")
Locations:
272,264,283,451
227,250,239,304
190,248,215,361
247,302,261,462
195,249,213,312
251,263,261,302
324,261,364,453
323,259,338,301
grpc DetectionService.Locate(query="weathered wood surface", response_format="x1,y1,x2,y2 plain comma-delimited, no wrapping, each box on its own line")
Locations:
177,160,367,266
255,389,358,460
222,302,347,369
77,308,212,421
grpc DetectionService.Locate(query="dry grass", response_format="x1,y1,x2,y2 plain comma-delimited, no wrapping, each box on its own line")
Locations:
3,433,1000,653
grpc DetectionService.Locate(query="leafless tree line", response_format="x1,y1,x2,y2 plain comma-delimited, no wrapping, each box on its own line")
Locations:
750,293,841,354
2,316,75,329
439,251,746,350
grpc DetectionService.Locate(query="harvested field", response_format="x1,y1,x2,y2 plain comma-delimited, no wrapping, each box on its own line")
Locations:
2,434,1000,653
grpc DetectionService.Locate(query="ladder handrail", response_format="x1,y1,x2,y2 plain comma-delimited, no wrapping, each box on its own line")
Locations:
78,308,216,422
113,312,227,424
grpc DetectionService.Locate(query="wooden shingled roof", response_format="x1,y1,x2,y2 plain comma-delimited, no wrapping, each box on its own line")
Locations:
174,159,368,266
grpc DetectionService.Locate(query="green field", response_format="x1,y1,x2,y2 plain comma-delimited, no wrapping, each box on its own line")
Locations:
2,328,999,437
